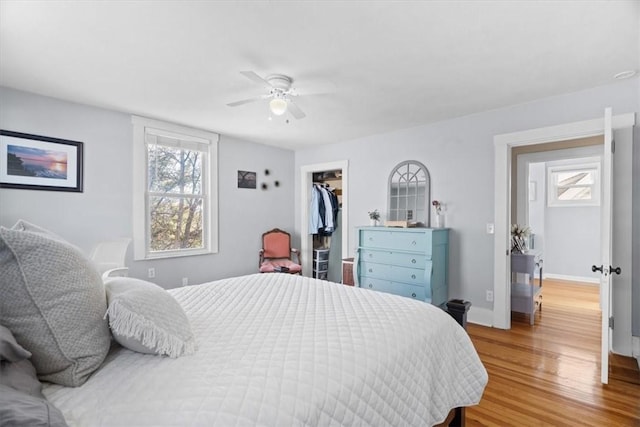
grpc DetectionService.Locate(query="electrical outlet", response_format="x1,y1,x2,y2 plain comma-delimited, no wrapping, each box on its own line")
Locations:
486,290,494,302
486,223,495,234
148,268,155,279
182,277,189,286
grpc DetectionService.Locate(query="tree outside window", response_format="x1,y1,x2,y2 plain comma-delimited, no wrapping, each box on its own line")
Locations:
132,116,218,260
148,143,204,252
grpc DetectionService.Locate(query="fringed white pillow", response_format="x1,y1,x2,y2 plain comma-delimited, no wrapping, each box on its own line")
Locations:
104,277,197,358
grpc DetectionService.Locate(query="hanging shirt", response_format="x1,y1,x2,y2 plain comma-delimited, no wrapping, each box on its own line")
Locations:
309,185,322,235
319,186,334,233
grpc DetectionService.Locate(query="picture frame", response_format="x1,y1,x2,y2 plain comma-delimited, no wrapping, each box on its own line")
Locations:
237,170,257,189
0,130,84,192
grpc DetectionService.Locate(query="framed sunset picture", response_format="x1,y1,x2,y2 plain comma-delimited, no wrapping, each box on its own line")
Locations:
0,130,83,192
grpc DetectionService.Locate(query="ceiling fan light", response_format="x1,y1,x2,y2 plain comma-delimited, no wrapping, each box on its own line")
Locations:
269,98,287,116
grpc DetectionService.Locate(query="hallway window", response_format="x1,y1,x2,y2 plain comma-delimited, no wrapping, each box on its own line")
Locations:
547,161,600,207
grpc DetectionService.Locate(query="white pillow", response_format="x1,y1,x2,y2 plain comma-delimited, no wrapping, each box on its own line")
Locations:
104,277,197,358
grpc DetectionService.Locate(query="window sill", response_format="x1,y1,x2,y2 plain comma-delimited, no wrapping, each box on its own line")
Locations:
136,248,215,261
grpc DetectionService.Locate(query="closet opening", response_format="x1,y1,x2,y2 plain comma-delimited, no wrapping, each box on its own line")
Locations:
310,170,343,282
300,161,349,282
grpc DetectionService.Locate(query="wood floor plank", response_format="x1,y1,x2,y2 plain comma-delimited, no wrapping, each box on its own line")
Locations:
465,279,640,426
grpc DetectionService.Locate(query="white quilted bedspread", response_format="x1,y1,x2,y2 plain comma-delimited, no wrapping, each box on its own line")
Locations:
44,273,487,426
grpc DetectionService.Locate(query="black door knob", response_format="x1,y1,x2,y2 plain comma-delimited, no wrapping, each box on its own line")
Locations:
592,265,603,273
610,266,622,275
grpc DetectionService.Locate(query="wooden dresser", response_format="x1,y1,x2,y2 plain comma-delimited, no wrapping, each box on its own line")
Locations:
355,227,449,307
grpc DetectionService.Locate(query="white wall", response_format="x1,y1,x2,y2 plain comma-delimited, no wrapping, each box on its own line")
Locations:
294,78,638,317
0,87,296,288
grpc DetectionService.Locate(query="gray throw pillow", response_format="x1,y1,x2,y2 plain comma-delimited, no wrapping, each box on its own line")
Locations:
105,277,197,358
0,225,111,387
0,384,68,427
0,324,41,397
10,219,66,242
0,324,32,362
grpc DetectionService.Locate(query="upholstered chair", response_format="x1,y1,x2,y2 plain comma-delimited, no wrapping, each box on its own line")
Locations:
259,228,302,274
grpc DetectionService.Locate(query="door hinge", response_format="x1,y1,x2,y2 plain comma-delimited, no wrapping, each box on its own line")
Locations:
612,139,615,154
609,316,614,329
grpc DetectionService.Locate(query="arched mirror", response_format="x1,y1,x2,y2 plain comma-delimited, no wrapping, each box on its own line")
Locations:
388,161,430,227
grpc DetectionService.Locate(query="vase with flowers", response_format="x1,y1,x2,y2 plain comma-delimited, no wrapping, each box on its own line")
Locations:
432,200,444,228
511,224,531,253
368,209,381,226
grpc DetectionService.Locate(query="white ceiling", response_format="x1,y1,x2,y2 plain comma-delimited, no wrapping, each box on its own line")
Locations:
1,1,638,150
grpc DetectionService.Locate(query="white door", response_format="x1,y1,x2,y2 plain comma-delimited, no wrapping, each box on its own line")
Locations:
598,107,614,384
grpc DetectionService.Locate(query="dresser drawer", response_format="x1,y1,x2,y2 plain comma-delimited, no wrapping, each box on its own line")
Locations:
359,248,430,267
360,261,428,287
313,260,329,271
359,229,432,254
313,249,330,261
360,277,426,301
359,261,391,279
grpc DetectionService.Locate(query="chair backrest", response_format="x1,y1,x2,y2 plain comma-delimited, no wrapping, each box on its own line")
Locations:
511,253,536,278
262,229,291,259
90,238,131,275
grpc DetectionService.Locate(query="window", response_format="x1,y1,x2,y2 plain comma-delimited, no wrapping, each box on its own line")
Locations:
132,116,218,259
547,160,600,207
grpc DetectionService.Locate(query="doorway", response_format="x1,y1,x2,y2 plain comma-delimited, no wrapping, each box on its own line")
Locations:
511,140,604,327
494,111,635,384
493,112,635,330
300,161,349,281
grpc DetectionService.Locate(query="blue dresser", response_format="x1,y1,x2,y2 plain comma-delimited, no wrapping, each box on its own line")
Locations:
355,227,449,307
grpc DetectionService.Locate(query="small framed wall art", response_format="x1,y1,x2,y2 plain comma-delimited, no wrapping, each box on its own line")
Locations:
237,170,257,189
0,130,84,192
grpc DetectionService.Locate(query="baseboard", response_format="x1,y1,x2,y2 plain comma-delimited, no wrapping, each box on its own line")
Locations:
468,307,493,327
544,273,600,284
633,336,640,370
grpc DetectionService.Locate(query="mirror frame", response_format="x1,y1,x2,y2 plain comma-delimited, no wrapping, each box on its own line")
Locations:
387,160,431,227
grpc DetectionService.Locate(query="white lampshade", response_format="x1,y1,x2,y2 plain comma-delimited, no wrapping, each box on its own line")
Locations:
269,98,287,116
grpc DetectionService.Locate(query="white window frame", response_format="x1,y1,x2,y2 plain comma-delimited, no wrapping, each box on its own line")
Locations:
132,116,219,260
546,159,601,207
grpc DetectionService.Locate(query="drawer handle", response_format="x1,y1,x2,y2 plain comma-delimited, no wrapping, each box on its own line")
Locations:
411,293,417,298
411,274,416,279
411,259,416,264
369,253,373,258
368,268,373,273
369,237,373,241
411,240,416,245
368,284,373,288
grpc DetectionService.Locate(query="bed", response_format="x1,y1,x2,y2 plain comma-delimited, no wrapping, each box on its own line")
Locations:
42,273,487,426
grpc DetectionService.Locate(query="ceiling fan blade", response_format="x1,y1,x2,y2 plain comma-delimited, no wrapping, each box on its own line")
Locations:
240,71,273,88
226,95,268,107
287,101,306,119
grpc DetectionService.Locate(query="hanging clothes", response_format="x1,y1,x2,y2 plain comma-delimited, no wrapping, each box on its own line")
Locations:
309,184,339,236
309,185,322,234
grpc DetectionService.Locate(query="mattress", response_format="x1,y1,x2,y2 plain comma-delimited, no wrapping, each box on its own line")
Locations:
44,273,487,426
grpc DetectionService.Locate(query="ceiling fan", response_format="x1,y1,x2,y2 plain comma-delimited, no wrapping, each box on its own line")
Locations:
226,71,310,119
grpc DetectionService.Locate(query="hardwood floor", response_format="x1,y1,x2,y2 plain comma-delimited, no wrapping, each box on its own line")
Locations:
465,279,640,426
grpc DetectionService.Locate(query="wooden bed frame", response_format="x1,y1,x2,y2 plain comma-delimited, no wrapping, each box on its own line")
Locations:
440,299,473,427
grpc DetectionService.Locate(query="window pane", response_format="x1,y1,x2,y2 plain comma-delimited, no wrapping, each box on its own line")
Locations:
557,186,592,201
149,196,204,251
556,170,594,186
148,144,202,194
